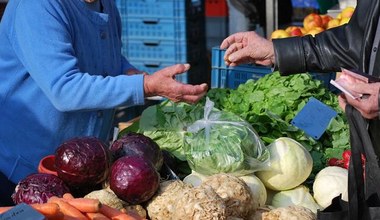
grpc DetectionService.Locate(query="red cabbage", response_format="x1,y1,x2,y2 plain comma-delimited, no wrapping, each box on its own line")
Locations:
55,136,110,195
110,132,163,170
109,155,160,204
12,173,70,204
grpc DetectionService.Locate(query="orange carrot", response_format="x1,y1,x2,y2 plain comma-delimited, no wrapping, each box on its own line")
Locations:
119,208,142,219
85,212,110,220
31,203,61,217
65,198,101,213
0,206,13,214
48,197,87,220
62,193,75,200
99,204,142,220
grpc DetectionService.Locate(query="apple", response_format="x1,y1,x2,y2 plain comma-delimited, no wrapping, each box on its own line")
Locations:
340,17,350,25
327,18,341,29
341,6,355,19
303,13,323,31
321,15,333,29
271,29,290,39
306,27,324,36
285,26,298,34
290,27,303,36
300,27,307,35
336,13,342,20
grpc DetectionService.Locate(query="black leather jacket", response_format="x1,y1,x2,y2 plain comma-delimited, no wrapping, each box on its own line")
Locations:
273,0,380,77
273,0,380,151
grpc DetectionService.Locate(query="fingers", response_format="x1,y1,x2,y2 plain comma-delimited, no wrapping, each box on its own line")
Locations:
351,82,380,94
224,43,244,64
341,91,379,119
220,33,243,49
166,83,208,104
227,47,249,63
338,95,347,112
160,63,191,78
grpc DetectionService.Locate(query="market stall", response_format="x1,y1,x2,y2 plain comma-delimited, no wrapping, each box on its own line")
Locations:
0,1,364,219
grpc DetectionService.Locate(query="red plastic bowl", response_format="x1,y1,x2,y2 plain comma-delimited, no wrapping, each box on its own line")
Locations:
38,155,58,176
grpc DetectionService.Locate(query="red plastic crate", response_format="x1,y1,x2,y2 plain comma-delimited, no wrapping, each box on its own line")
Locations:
206,0,228,17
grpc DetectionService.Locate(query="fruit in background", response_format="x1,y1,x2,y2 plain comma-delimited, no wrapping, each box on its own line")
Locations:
271,29,290,39
341,6,355,19
303,13,323,31
336,13,342,20
290,27,304,36
306,27,324,36
285,26,298,33
327,18,341,29
340,17,350,25
300,27,307,35
321,15,333,29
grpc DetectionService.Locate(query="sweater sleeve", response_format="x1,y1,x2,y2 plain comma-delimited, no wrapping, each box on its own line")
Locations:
10,0,145,112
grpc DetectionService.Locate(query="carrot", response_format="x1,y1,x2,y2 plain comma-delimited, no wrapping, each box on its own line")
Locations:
31,203,61,217
65,198,101,213
62,193,75,200
0,204,64,220
48,197,87,220
99,204,142,220
0,206,13,214
85,212,110,220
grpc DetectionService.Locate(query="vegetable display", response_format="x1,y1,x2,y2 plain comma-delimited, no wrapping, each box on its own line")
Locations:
199,173,255,218
261,205,316,220
147,173,256,220
184,98,269,176
3,192,144,220
110,131,163,170
313,166,348,209
256,137,313,191
109,155,160,204
206,72,349,182
3,71,354,219
184,171,267,213
146,180,194,220
12,173,70,204
271,185,320,214
54,136,110,195
119,101,205,162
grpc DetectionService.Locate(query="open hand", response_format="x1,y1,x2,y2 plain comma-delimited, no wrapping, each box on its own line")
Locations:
143,64,208,104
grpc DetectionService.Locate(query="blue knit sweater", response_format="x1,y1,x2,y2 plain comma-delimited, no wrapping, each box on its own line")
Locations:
0,0,145,183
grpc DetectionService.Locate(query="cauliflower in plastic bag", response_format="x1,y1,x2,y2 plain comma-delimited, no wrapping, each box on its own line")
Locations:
184,98,269,176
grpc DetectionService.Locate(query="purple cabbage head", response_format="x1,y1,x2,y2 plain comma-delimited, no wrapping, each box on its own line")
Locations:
12,173,70,204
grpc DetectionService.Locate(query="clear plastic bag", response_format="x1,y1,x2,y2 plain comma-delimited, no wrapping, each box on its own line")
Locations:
184,98,270,176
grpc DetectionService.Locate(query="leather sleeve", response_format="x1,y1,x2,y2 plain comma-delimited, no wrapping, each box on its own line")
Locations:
272,0,376,76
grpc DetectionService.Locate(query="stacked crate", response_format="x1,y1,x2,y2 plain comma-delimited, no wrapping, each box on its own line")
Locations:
211,47,272,89
115,0,208,85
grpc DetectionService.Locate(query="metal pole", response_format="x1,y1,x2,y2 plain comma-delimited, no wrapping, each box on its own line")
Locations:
265,0,278,38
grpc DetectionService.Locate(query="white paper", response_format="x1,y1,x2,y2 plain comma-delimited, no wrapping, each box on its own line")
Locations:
330,79,362,99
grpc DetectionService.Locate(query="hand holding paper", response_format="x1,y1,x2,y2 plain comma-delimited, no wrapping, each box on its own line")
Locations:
334,68,380,119
331,68,371,99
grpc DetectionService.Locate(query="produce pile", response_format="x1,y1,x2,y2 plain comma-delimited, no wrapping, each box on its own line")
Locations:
2,72,352,219
270,6,355,38
206,72,350,181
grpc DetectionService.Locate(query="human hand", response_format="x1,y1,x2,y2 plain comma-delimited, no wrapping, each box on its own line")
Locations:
220,31,275,67
143,64,208,104
338,82,380,119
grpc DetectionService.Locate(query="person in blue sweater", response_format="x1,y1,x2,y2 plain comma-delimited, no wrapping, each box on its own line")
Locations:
0,0,208,205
